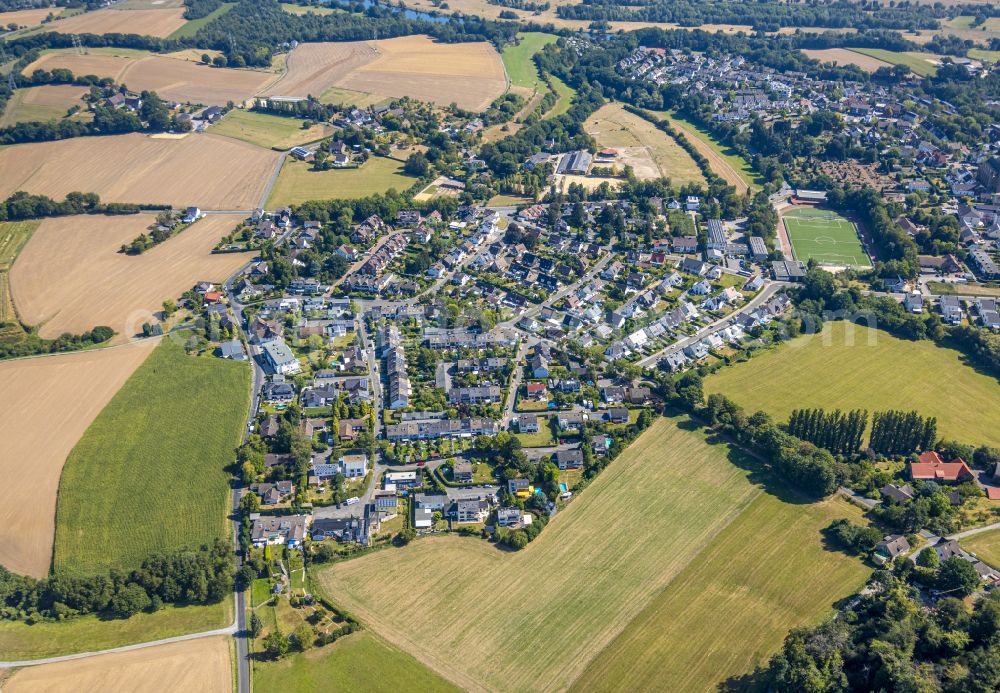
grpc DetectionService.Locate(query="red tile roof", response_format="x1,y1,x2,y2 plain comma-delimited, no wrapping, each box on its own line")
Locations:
909,451,975,482
987,487,1000,501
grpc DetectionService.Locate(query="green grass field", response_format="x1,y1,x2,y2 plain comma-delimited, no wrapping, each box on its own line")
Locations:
929,281,1000,297
210,108,331,150
253,632,460,692
167,2,234,39
53,337,251,577
969,48,1000,63
963,529,1000,568
543,74,575,119
573,477,868,691
849,48,939,76
0,601,229,660
317,85,385,108
501,32,557,91
318,417,868,691
707,321,1000,448
784,206,871,268
266,157,416,207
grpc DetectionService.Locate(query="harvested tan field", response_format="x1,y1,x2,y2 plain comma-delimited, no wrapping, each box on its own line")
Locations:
3,635,231,692
0,85,88,128
0,339,157,578
0,7,55,28
25,51,276,104
803,48,892,71
23,50,138,81
263,40,377,98
119,56,276,104
11,214,249,340
48,7,187,38
267,36,507,111
0,133,280,209
584,103,705,185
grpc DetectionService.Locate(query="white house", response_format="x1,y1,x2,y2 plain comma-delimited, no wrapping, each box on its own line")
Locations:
262,338,300,375
339,453,368,478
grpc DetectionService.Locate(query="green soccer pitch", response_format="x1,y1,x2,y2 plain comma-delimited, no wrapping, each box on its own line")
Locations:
784,207,872,268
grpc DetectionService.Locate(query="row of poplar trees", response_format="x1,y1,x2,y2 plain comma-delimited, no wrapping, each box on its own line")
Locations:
787,408,937,457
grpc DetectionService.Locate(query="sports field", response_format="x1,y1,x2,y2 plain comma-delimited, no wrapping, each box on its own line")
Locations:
3,635,231,693
267,157,415,207
11,214,248,340
783,206,871,268
53,337,251,577
706,321,1000,448
318,417,868,691
254,632,460,693
0,340,157,578
210,108,333,150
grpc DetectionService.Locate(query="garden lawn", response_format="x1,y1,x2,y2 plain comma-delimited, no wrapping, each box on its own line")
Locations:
706,321,1000,448
0,601,230,660
53,337,251,576
266,157,415,207
849,48,939,76
784,206,871,268
253,632,460,693
210,108,332,149
318,417,868,691
502,32,557,91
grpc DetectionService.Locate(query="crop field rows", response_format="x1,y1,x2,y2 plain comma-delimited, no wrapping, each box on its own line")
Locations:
0,221,38,322
53,338,251,577
784,207,871,268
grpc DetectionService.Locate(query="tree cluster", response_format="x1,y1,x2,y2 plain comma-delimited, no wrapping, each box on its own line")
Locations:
787,408,867,457
0,541,232,622
869,410,937,457
765,573,1000,692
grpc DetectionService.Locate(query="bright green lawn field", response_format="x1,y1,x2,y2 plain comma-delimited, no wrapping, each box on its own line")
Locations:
266,157,416,207
53,337,251,577
784,206,871,268
849,48,939,76
0,600,230,660
963,529,1000,569
210,108,332,150
706,321,1000,448
502,32,558,91
543,73,575,119
253,631,460,693
167,2,234,39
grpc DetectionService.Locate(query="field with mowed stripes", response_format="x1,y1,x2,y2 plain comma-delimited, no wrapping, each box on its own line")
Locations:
319,417,869,691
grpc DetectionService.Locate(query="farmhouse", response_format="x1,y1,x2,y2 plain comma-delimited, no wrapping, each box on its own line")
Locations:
908,451,975,483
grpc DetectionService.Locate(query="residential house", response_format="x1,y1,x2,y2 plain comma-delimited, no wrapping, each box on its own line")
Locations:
909,451,975,483
873,535,910,566
251,515,309,548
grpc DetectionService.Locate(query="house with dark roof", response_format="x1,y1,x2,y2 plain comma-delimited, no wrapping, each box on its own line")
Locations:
873,535,910,566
